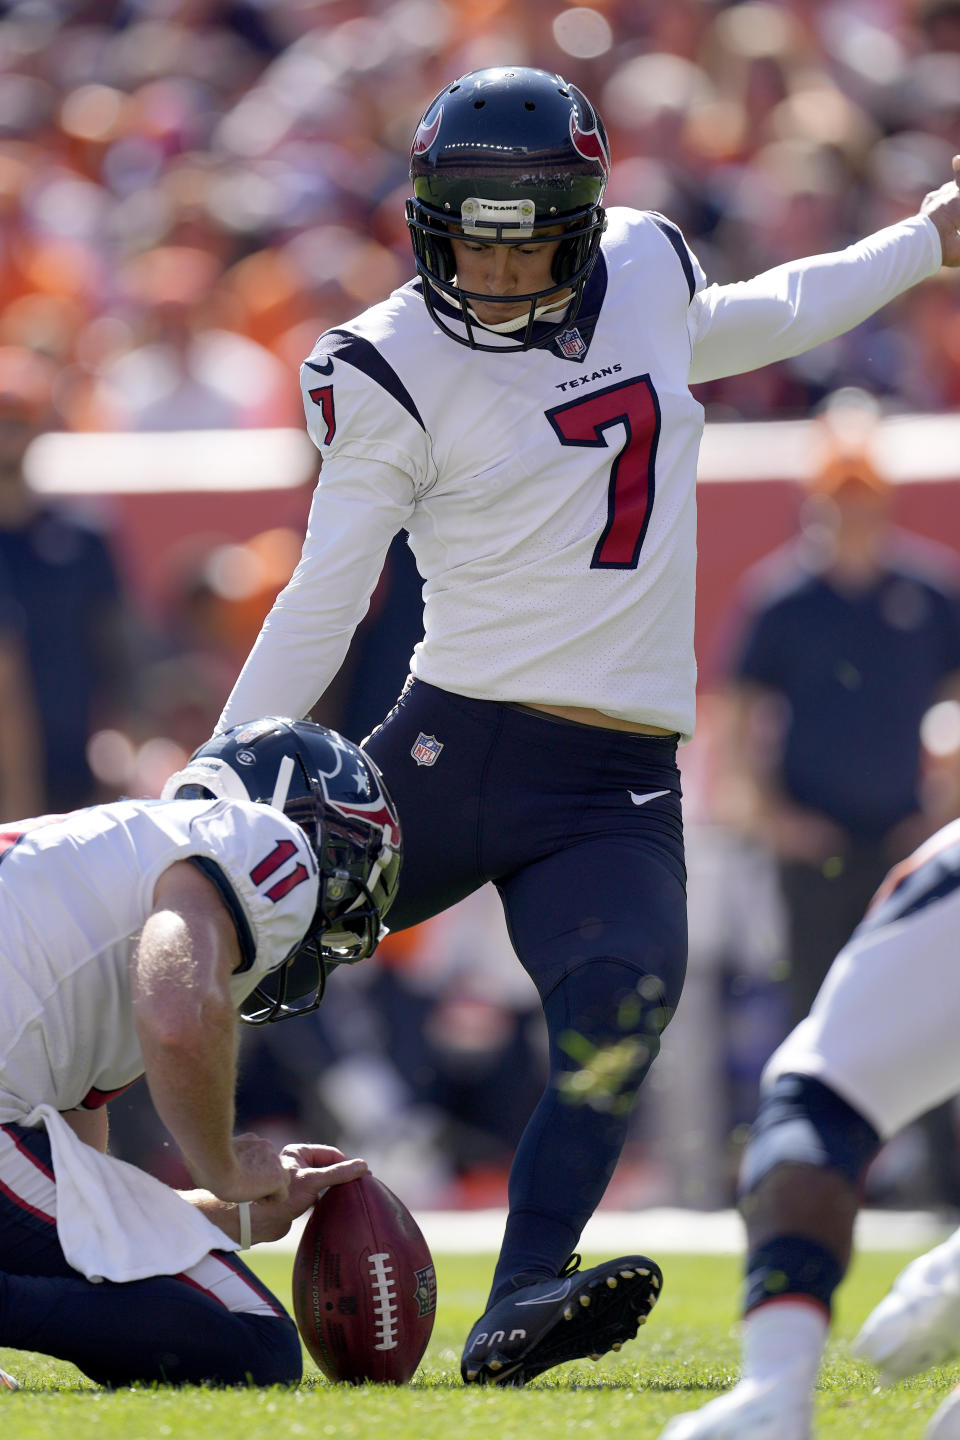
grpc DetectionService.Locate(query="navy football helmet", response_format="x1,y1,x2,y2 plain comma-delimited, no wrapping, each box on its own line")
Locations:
162,717,402,1024
406,66,609,351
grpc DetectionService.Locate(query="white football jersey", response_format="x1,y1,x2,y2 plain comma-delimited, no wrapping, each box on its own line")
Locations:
219,207,940,739
762,817,960,1140
0,797,319,1120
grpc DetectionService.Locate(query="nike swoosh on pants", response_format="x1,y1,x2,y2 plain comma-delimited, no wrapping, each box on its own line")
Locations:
629,789,670,806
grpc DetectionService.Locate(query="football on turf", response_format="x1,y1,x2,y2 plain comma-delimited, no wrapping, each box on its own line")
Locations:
292,1173,437,1384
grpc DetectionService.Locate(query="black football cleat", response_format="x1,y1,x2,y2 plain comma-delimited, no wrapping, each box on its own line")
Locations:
460,1253,662,1386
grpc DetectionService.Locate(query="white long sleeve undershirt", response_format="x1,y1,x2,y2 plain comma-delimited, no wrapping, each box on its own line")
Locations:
688,214,941,384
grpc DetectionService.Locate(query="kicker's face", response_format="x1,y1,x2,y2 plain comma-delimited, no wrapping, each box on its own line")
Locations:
448,235,566,324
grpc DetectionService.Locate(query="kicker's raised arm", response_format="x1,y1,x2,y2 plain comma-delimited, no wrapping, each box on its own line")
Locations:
687,214,941,386
687,154,960,385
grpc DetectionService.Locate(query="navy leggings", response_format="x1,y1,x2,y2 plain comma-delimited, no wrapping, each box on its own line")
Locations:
0,1123,300,1387
363,679,688,1303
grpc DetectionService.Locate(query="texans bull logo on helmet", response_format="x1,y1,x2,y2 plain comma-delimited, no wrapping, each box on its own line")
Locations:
412,108,442,156
569,102,610,179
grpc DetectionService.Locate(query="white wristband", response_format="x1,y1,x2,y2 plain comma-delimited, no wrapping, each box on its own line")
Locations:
237,1201,252,1250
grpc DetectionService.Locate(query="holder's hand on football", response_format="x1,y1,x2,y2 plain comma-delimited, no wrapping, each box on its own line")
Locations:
201,1131,291,1204
243,1144,369,1245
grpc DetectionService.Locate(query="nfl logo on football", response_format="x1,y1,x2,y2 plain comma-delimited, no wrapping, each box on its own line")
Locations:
556,327,586,359
411,733,443,767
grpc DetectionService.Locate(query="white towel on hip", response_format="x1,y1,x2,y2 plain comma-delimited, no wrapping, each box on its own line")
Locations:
25,1104,240,1283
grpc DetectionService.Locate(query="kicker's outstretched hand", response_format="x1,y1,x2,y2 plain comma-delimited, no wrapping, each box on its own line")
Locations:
921,155,960,266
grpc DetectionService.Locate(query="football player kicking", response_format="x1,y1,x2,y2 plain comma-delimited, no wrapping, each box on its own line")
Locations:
214,66,960,1387
0,718,400,1388
659,818,960,1440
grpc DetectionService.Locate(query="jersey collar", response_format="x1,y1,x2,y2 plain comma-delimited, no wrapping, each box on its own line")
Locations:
414,249,608,362
547,250,608,363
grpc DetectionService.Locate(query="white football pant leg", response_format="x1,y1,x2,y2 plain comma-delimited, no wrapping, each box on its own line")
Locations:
764,887,960,1140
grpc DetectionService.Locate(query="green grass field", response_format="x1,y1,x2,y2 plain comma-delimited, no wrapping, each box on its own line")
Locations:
3,1249,958,1439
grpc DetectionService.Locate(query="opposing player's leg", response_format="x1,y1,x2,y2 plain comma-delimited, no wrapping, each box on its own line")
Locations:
659,878,960,1440
462,806,687,1385
660,1081,874,1440
805,882,960,1388
0,1123,300,1387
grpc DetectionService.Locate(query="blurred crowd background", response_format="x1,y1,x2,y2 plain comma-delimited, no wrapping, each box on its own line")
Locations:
5,0,960,1214
4,0,960,426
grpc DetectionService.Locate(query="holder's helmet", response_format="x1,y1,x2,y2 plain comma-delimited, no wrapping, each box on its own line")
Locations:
406,67,609,351
162,718,402,1024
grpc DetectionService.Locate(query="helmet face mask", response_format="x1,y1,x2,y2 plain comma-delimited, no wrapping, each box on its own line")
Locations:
406,67,610,352
162,718,402,1025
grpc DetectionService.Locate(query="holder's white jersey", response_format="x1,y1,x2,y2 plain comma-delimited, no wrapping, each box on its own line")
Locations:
0,797,319,1121
219,206,940,739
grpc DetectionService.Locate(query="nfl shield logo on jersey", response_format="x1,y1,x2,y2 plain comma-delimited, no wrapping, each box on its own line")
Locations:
556,327,586,359
411,733,443,766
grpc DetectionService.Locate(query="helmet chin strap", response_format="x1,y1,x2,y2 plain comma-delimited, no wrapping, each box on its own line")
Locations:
467,293,572,334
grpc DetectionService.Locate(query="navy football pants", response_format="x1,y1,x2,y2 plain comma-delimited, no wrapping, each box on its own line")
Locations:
363,680,688,1304
0,1123,300,1387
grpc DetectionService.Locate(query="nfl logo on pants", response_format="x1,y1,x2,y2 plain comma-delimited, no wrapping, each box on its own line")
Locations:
411,733,443,766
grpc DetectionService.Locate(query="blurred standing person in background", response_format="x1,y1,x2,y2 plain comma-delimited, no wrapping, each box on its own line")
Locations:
0,347,138,811
0,554,43,819
0,365,43,815
215,67,960,1388
0,359,48,820
721,409,960,1031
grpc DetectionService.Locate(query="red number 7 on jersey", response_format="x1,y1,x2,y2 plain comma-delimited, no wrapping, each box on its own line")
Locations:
546,374,660,570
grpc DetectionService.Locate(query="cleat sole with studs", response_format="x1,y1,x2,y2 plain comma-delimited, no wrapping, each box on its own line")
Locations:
462,1255,663,1387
